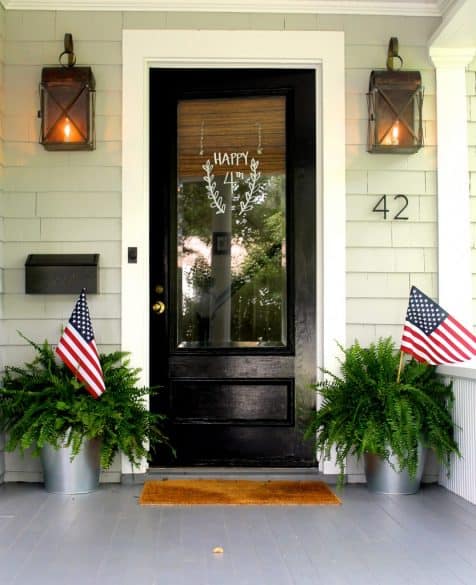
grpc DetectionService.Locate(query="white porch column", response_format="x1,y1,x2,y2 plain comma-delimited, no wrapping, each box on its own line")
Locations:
430,48,476,322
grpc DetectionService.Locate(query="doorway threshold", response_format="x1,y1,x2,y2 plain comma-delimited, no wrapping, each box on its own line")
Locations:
146,467,331,482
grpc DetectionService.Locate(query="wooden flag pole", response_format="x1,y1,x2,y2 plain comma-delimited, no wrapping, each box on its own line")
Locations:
396,351,404,384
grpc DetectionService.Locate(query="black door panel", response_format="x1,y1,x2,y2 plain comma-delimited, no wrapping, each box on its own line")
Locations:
150,69,316,466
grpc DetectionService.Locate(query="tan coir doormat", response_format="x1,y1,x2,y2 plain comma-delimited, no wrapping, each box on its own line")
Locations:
139,479,341,506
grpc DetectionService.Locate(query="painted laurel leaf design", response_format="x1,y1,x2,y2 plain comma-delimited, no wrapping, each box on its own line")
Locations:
202,157,268,216
239,158,264,216
202,160,226,214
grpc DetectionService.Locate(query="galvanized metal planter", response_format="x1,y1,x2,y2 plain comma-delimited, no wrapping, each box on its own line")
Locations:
40,438,101,494
364,444,427,495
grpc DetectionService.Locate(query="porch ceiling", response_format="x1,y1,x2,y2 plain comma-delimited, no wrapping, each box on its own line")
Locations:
430,0,476,48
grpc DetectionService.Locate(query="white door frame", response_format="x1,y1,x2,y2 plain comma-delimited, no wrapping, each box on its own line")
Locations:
122,29,346,473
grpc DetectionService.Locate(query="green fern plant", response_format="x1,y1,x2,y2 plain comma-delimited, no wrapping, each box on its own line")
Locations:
305,337,459,486
0,335,172,469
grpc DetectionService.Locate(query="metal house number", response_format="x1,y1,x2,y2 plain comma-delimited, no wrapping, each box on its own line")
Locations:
373,194,409,220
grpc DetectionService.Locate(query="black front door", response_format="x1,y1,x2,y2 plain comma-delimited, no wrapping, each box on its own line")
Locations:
150,69,316,466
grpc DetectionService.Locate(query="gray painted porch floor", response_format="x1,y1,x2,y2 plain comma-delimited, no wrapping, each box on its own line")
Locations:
1,480,476,585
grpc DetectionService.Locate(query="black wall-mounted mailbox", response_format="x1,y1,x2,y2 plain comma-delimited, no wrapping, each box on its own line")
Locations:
25,254,99,294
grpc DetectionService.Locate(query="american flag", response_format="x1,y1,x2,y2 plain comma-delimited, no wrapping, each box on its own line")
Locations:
401,286,476,365
56,289,105,398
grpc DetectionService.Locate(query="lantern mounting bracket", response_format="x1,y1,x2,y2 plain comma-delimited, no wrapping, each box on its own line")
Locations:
59,33,76,68
386,37,403,72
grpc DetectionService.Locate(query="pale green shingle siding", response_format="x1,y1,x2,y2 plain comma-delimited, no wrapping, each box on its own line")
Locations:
0,9,442,480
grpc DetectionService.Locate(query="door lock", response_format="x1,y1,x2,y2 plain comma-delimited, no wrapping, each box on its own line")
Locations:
152,300,166,315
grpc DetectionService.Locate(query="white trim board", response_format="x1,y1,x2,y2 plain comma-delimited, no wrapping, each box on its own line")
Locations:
121,29,346,474
429,47,476,327
2,0,445,17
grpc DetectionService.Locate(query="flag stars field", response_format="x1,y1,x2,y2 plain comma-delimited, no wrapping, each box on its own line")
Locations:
70,296,95,343
406,290,447,336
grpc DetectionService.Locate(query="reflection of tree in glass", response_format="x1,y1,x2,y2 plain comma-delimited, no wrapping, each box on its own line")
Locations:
232,176,283,245
231,186,285,344
178,175,286,346
180,182,213,245
187,256,213,345
189,255,213,291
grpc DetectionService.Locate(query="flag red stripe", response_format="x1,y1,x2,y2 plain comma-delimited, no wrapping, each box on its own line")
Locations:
65,324,103,372
426,333,463,362
402,325,462,365
62,326,104,387
56,341,105,398
428,329,469,362
56,342,105,398
402,324,467,365
401,336,446,365
447,314,476,344
59,327,105,391
56,346,102,398
56,326,105,397
56,347,103,398
441,317,476,355
434,323,472,361
401,324,460,364
401,333,432,363
401,332,463,365
400,339,435,364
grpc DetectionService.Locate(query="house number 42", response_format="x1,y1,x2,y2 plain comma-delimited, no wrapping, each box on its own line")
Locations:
373,194,409,220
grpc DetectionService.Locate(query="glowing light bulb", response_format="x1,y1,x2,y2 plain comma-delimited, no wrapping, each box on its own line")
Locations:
64,118,71,141
391,121,399,145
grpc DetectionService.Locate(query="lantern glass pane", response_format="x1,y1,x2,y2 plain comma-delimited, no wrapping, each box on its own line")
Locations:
375,90,416,148
40,67,95,150
43,84,88,144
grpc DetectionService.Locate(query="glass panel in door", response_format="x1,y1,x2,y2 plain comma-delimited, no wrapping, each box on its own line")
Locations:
176,96,287,349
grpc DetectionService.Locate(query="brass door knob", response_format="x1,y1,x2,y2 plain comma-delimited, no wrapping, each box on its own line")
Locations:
152,300,166,314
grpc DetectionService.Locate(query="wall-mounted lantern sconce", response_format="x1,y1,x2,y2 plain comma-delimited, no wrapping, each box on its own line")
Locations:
39,33,96,151
367,38,423,154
